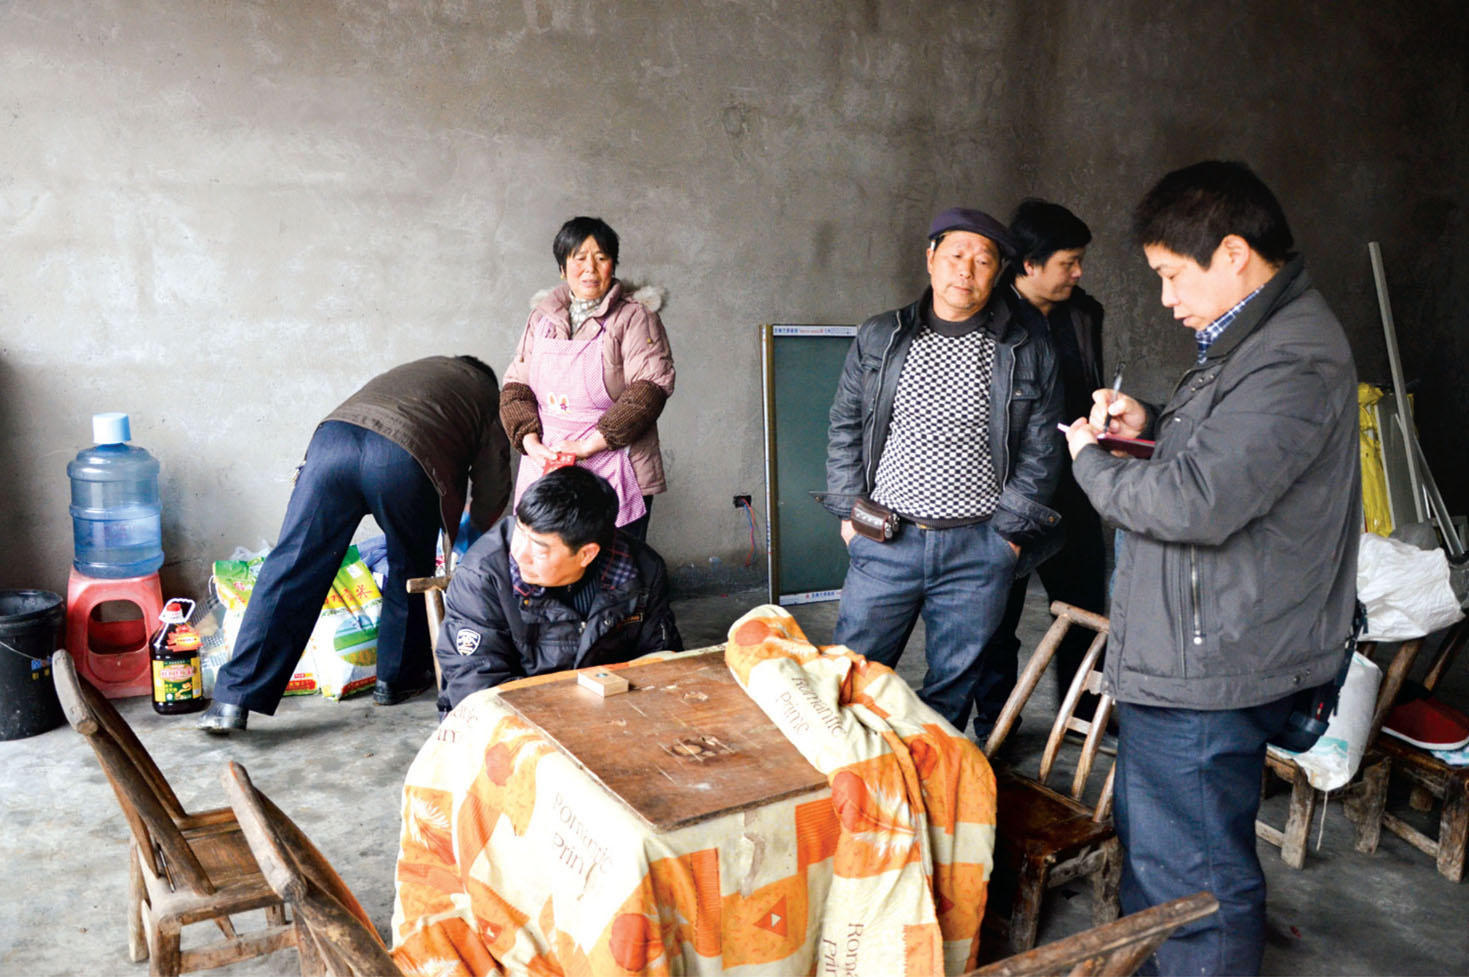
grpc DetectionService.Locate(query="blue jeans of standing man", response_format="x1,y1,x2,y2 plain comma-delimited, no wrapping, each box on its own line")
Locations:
1114,698,1294,976
212,421,442,712
833,519,1017,731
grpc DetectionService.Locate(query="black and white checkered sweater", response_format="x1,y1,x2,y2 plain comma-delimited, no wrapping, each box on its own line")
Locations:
872,319,1000,521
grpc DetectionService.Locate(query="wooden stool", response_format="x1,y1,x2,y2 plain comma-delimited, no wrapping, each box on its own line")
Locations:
66,569,162,698
1343,620,1469,882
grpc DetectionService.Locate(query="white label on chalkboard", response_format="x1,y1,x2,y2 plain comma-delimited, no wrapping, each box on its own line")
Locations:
779,589,844,605
770,324,857,337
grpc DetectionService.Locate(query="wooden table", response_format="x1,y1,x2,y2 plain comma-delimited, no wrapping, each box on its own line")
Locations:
498,650,826,829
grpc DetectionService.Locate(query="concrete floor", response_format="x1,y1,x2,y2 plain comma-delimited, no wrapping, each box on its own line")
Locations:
3,583,1467,975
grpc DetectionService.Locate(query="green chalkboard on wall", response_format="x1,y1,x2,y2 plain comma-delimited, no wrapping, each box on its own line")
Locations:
760,324,857,604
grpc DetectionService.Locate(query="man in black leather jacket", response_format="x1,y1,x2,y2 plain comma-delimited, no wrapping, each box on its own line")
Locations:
435,466,682,716
823,206,1064,733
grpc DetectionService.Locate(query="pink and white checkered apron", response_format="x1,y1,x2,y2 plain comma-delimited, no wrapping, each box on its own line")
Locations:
511,321,647,527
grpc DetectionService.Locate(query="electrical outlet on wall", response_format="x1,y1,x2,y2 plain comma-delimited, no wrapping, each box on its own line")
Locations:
732,494,752,508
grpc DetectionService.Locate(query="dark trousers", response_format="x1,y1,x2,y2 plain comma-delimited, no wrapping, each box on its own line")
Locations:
973,493,1107,734
833,520,1016,731
1114,697,1294,976
213,421,441,712
621,495,653,542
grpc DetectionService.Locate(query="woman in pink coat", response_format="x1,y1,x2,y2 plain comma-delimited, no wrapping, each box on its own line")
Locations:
500,217,676,539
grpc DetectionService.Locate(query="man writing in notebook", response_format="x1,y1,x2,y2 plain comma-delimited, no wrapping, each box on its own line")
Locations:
1061,161,1360,976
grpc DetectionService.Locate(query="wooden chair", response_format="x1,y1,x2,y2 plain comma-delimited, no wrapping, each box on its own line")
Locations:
1256,622,1442,869
966,890,1219,977
405,571,451,694
982,601,1121,955
1342,617,1469,881
220,760,402,977
52,649,298,977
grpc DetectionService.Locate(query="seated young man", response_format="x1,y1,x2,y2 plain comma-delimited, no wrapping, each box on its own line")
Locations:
435,465,683,716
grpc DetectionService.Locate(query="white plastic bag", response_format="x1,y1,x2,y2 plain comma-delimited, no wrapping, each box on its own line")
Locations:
1357,533,1465,641
1269,652,1382,792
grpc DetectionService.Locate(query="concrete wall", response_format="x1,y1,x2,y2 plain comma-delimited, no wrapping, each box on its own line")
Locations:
3,0,1465,599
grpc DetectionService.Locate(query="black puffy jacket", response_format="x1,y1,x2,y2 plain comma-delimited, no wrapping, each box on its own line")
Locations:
434,519,683,715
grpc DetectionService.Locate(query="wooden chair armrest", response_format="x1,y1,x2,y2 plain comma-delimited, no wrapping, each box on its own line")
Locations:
406,575,452,595
966,891,1218,976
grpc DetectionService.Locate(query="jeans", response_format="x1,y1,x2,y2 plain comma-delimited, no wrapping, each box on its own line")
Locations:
1114,697,1294,976
973,494,1107,734
833,519,1017,731
213,421,442,712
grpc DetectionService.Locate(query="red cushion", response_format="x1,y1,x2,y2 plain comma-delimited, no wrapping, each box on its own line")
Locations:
1383,697,1469,751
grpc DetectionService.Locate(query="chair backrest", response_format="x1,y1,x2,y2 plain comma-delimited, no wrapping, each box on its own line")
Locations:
1420,616,1467,695
406,572,452,693
221,761,399,977
965,890,1219,977
52,648,217,894
984,602,1117,821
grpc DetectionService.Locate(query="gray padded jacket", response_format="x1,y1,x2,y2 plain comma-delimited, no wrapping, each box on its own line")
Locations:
1073,257,1360,708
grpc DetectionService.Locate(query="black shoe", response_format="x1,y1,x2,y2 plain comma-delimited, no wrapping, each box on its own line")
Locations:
975,716,1022,754
373,676,433,706
197,701,248,734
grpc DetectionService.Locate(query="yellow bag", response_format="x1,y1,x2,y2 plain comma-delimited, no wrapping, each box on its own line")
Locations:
212,551,318,695
307,550,381,700
1358,383,1392,537
209,544,384,699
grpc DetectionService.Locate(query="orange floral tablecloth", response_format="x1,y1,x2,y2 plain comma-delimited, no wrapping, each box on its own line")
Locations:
390,605,996,976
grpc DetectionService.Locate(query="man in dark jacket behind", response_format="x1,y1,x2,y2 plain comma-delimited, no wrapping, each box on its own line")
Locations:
1062,161,1360,976
824,206,1064,734
435,465,682,716
974,199,1110,737
201,355,512,733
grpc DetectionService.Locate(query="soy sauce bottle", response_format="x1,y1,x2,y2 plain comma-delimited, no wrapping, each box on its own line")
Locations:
150,598,205,714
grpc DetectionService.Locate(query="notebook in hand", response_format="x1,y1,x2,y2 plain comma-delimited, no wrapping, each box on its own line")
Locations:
1097,433,1155,458
1056,422,1156,459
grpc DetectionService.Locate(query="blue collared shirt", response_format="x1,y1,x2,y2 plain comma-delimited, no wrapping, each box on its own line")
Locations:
1195,285,1264,363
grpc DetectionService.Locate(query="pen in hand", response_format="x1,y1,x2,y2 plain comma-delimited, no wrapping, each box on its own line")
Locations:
1106,361,1126,433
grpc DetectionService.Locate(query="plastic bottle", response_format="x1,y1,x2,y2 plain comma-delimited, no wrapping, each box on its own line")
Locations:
67,412,164,578
150,598,205,715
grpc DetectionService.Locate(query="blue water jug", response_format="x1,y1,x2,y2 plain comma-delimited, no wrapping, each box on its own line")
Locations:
67,412,164,578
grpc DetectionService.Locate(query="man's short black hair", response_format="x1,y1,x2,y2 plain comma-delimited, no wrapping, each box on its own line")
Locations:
515,466,619,552
1009,198,1092,268
552,217,620,272
455,355,497,380
1132,160,1294,268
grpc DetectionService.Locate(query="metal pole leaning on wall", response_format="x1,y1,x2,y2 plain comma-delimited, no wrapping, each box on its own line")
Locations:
1368,241,1425,522
1410,436,1466,558
1368,241,1464,556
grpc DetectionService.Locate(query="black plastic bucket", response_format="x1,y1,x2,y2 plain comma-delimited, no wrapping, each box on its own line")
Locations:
0,590,67,740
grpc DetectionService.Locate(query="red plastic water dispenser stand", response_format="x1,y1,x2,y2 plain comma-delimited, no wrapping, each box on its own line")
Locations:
65,569,162,698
